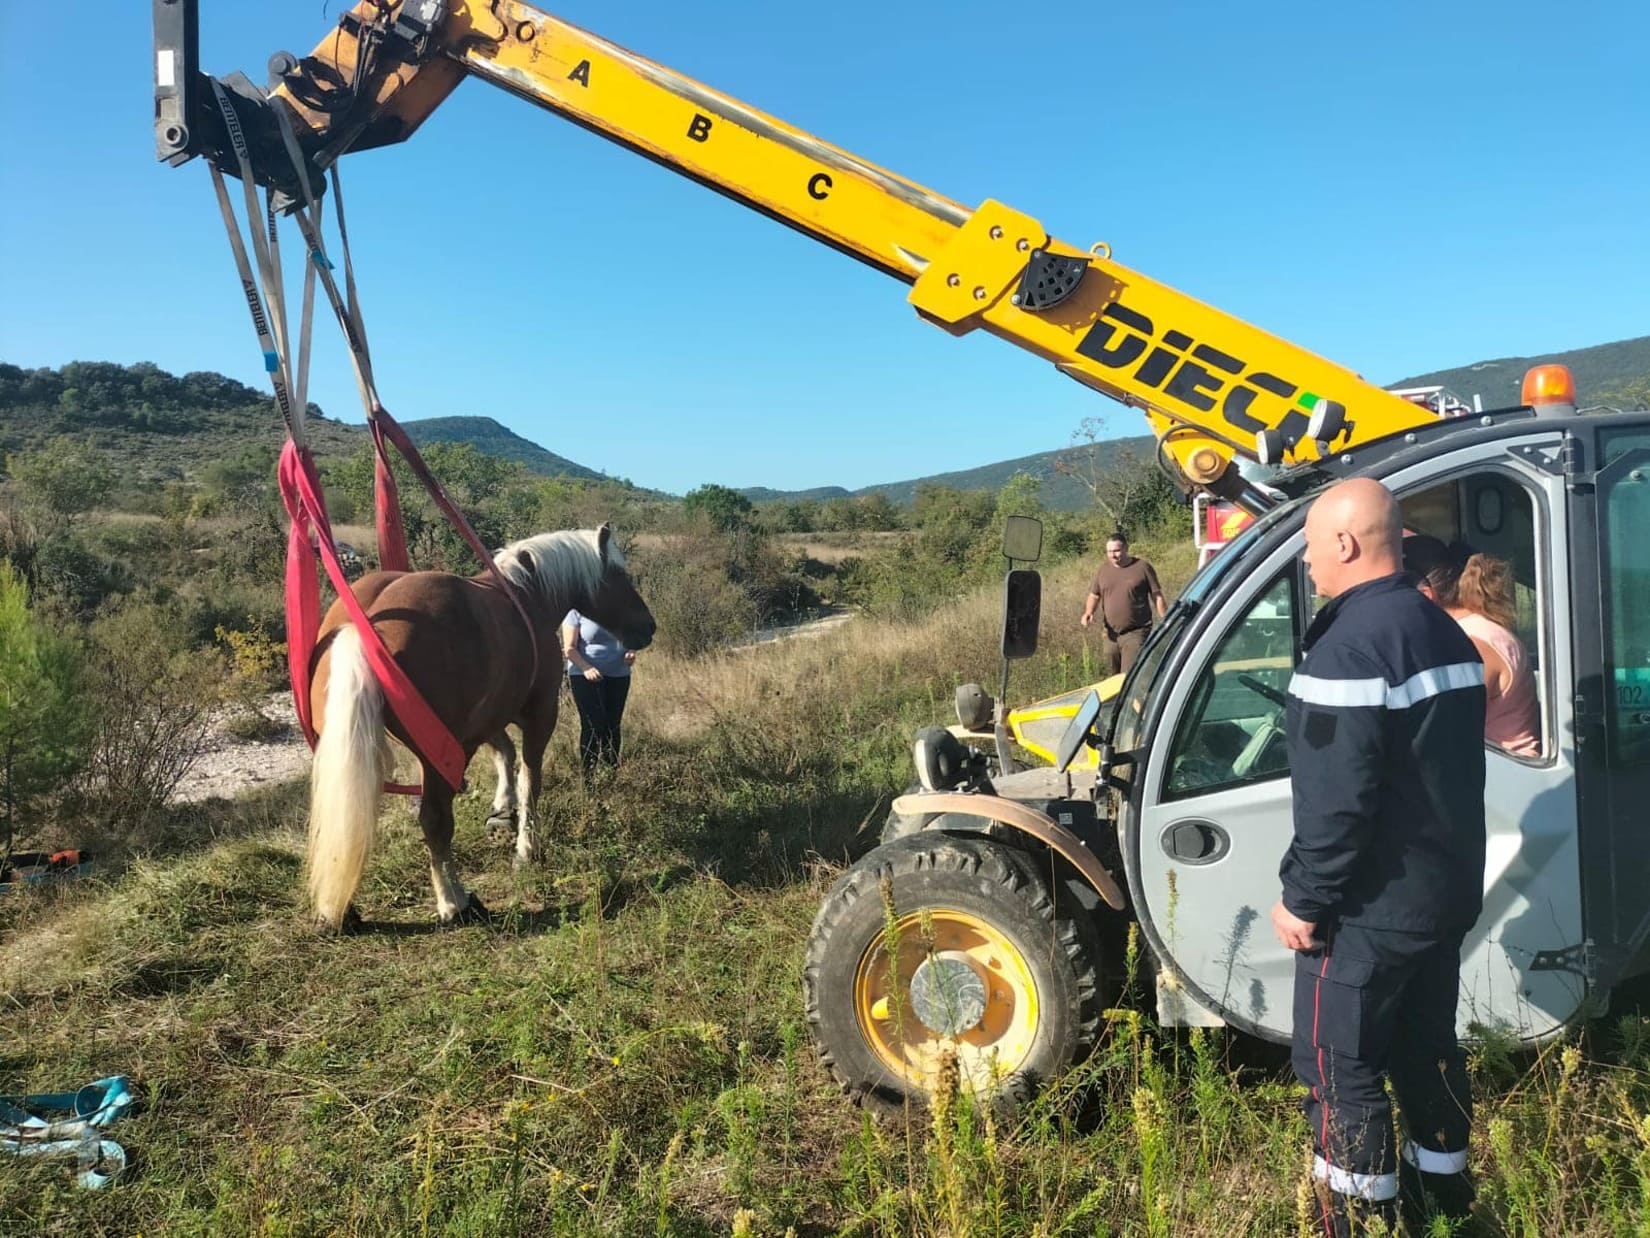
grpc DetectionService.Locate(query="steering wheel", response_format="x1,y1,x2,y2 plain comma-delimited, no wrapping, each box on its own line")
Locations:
1238,674,1288,708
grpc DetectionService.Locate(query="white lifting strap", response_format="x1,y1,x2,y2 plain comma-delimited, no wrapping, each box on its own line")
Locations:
206,82,383,452
206,80,312,450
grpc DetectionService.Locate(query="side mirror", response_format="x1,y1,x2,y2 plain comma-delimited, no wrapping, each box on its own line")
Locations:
1055,690,1103,773
1002,569,1041,660
1002,515,1043,563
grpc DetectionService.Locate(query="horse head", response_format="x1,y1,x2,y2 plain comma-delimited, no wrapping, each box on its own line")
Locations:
497,525,656,652
584,523,655,650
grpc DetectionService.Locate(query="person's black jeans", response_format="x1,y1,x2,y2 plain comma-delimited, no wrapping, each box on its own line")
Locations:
567,673,631,777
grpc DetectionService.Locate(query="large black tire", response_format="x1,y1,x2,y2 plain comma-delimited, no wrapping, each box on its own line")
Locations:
803,832,1107,1118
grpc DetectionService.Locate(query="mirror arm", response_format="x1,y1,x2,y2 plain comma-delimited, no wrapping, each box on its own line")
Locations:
1097,740,1136,795
994,658,1019,775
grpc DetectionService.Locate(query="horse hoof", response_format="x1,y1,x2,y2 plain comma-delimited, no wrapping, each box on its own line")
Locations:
315,904,365,937
485,813,515,844
511,849,538,873
443,896,491,927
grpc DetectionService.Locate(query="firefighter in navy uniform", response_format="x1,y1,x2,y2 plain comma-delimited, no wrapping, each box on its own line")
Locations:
1271,478,1486,1236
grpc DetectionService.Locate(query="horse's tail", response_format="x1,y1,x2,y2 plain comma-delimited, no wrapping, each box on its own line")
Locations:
307,624,390,928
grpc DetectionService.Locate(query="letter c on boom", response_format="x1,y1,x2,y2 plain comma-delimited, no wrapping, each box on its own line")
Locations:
807,172,833,200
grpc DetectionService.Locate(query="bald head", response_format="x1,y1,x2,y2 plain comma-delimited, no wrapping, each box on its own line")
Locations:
1302,478,1403,598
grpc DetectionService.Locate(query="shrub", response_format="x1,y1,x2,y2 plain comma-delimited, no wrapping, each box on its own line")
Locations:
33,534,127,617
165,567,287,651
79,596,225,824
5,437,114,528
0,563,92,849
682,483,753,532
632,535,759,657
206,508,287,585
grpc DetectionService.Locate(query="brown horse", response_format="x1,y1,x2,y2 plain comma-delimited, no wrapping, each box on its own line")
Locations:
306,525,654,931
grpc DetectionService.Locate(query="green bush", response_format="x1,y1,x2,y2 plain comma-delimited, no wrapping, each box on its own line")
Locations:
0,562,92,848
80,595,226,825
32,534,127,617
173,580,285,657
682,483,754,532
5,437,114,528
633,534,759,656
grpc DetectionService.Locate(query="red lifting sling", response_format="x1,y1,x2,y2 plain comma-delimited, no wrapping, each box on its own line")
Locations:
208,87,536,795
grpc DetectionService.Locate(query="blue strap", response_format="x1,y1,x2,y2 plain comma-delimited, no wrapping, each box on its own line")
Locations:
0,1075,133,1126
0,1077,132,1189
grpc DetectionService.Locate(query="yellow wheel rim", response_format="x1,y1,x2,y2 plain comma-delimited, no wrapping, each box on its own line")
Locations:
853,909,1040,1095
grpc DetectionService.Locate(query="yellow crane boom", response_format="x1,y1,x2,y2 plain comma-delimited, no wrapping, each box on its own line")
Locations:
155,0,1440,497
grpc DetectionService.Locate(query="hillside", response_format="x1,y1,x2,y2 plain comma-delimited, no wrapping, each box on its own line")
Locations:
6,332,1646,512
738,436,1157,511
401,415,609,481
1390,333,1650,410
0,362,611,488
744,334,1650,508
0,361,363,484
843,438,1156,510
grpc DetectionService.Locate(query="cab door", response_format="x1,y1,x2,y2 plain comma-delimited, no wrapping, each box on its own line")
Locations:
1129,537,1308,1041
1573,421,1650,989
1130,436,1584,1043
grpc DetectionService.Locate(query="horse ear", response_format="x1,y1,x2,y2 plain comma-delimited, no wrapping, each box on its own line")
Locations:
597,523,612,563
516,549,535,578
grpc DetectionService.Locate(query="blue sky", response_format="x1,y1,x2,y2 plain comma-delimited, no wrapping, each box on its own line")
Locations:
2,1,1646,494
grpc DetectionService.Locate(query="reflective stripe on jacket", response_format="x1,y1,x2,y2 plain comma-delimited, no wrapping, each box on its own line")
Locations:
1281,573,1488,935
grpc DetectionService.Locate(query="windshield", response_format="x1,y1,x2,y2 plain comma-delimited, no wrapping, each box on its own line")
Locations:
1109,610,1185,753
1108,493,1306,755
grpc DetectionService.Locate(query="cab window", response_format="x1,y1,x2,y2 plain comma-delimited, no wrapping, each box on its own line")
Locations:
1165,573,1296,799
1399,470,1548,761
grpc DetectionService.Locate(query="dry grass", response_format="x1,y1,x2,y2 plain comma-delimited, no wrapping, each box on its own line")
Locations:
771,531,912,564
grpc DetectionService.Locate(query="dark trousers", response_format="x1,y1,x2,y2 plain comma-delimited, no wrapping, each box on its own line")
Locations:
567,674,631,776
1292,922,1474,1234
1106,627,1148,675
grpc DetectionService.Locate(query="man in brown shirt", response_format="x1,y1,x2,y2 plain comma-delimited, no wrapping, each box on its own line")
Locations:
1080,532,1166,674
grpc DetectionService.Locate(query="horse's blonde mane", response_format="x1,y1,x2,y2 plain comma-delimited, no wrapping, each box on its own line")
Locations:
493,529,619,603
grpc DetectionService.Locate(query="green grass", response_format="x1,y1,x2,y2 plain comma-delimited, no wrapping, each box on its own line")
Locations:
4,545,1649,1235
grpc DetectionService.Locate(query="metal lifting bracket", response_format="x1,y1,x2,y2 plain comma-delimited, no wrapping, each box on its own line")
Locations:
1530,938,1595,981
155,0,436,207
155,0,322,205
909,199,1056,328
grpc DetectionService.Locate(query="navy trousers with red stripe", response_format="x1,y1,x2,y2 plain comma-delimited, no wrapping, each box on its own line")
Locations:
1293,922,1472,1227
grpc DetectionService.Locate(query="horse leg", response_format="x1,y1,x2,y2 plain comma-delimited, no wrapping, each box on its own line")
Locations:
513,711,554,870
485,732,518,843
419,773,486,924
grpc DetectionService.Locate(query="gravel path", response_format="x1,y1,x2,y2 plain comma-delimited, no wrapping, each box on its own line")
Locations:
170,692,311,804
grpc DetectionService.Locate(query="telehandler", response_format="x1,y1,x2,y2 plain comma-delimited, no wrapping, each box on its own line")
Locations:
155,0,1650,1111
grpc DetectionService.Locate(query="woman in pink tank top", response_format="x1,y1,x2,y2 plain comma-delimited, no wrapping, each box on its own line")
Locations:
1402,536,1542,757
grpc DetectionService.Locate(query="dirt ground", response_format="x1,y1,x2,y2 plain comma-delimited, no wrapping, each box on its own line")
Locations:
170,691,311,804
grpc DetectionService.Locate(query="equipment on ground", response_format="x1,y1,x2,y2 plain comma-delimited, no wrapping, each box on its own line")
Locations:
156,4,1650,1112
0,1076,132,1189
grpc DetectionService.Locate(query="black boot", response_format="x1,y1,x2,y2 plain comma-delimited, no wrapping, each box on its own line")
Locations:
1315,1183,1400,1237
1398,1158,1474,1233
